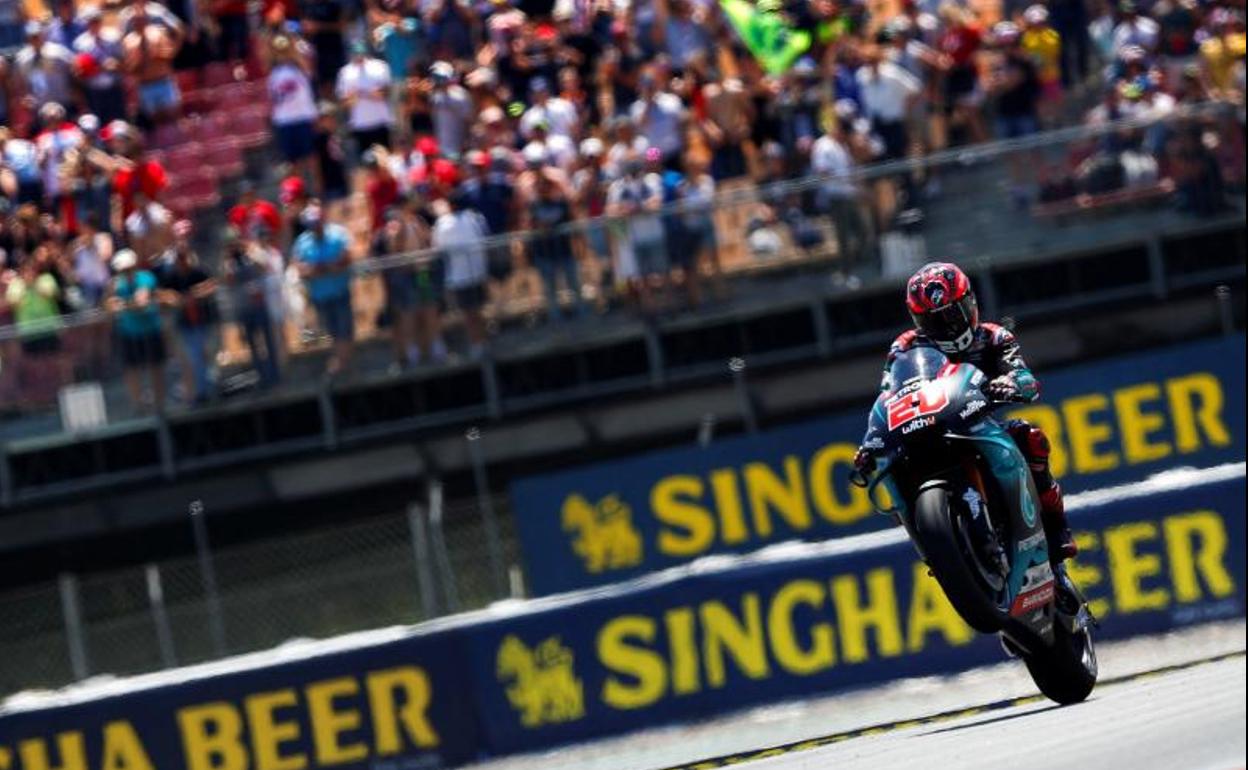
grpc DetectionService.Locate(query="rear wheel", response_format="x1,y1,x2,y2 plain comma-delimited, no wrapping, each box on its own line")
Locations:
913,483,1009,633
1024,619,1098,704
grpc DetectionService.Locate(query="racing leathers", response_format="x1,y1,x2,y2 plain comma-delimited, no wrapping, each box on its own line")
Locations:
863,322,1077,564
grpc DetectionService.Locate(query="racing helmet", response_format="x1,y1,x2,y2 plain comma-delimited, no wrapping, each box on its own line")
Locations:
905,262,979,353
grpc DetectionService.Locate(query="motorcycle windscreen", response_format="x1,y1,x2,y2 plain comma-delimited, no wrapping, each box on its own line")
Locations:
886,346,950,393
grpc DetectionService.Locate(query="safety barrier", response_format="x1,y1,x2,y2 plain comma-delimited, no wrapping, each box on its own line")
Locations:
1,464,1244,769
512,334,1246,594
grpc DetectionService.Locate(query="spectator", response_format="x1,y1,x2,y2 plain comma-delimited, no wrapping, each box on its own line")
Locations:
1020,5,1062,126
1048,0,1091,89
990,22,1043,206
427,60,473,159
937,4,988,144
701,76,754,181
123,7,184,126
812,113,872,269
158,220,218,404
652,0,712,71
107,247,167,411
301,0,349,95
313,102,351,210
292,204,354,375
521,76,579,142
1,127,44,207
3,252,63,356
34,103,82,225
15,21,76,116
46,0,85,50
109,123,169,218
0,0,22,50
362,149,400,233
676,154,718,306
228,181,282,238
269,35,320,180
431,190,489,359
523,163,583,321
73,7,128,125
70,213,113,308
459,148,515,285
208,0,250,62
336,41,394,158
606,153,666,312
223,230,282,386
630,67,688,169
1200,10,1245,104
371,206,426,369
124,192,174,264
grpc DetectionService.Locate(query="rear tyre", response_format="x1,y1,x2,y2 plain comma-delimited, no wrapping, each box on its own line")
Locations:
1024,619,1098,705
913,484,1008,633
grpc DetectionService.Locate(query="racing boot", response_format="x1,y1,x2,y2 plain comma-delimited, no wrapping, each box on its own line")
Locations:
1039,481,1077,565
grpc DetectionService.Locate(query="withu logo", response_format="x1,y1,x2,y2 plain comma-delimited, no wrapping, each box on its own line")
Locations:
496,635,585,728
561,494,644,573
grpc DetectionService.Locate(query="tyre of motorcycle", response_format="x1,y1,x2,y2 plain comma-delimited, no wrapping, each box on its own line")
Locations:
1023,614,1099,705
912,481,1009,634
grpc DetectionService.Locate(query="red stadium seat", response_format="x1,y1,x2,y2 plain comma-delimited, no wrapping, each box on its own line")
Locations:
148,122,188,150
202,61,239,89
202,138,245,179
164,142,205,176
228,107,273,149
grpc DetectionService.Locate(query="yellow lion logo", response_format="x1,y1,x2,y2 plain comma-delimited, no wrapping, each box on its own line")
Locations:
561,493,644,573
496,635,585,727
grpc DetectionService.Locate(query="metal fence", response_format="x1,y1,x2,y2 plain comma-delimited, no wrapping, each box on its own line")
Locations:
0,482,516,696
1,102,1242,438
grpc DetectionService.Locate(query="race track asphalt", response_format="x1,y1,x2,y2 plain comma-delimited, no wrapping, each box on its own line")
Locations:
677,651,1246,770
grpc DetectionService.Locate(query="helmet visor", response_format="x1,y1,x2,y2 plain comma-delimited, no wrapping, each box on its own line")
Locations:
911,294,977,345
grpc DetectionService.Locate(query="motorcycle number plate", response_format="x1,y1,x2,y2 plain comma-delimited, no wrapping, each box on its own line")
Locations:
887,381,949,431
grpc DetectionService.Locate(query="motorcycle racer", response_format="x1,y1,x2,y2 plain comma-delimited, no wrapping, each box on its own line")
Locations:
855,261,1077,566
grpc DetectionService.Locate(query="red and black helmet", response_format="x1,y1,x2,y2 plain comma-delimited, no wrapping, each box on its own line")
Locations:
905,261,979,352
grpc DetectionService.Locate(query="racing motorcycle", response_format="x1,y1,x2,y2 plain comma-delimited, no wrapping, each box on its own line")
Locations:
852,346,1098,704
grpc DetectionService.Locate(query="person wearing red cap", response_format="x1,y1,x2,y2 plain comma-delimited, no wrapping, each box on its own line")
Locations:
227,182,283,239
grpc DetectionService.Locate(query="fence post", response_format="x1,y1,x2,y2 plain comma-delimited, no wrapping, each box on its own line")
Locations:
427,480,461,613
1215,285,1234,335
190,500,227,658
145,564,178,669
465,428,509,599
729,357,758,434
407,502,439,619
58,573,90,681
697,413,717,447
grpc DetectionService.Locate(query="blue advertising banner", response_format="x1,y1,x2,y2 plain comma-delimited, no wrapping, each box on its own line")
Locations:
0,627,482,770
511,335,1247,595
4,470,1243,767
469,472,1246,755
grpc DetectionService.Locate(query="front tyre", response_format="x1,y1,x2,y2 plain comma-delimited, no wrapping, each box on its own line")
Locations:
913,483,1008,633
1024,620,1098,705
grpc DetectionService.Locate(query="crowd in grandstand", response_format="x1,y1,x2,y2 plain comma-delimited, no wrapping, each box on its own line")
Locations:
0,0,1243,411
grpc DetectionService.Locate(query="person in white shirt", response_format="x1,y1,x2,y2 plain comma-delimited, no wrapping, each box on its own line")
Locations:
431,191,490,357
428,60,473,158
606,153,667,311
811,116,873,269
269,36,320,178
520,77,579,142
336,41,394,159
629,69,688,168
855,48,921,161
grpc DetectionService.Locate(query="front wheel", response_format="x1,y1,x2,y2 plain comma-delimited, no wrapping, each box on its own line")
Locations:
1024,620,1098,704
913,483,1009,633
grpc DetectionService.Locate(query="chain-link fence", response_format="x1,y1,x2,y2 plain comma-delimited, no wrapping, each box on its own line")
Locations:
0,486,517,696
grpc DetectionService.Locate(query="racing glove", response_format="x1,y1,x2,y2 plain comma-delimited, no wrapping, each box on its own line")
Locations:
851,446,876,487
984,375,1021,402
